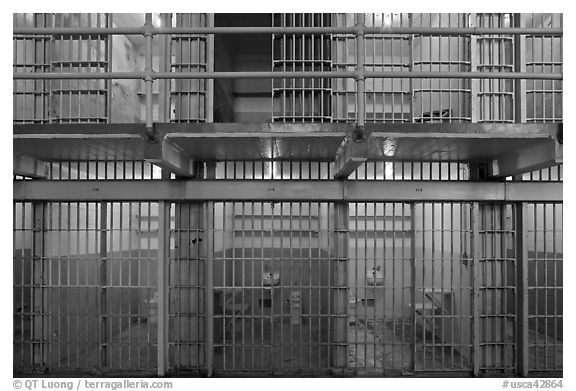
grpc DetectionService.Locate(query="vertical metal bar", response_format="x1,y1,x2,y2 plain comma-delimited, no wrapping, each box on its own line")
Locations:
157,201,170,376
471,202,480,376
514,14,527,124
203,162,215,375
158,14,171,123
99,202,107,370
410,202,416,372
32,202,47,369
515,202,529,376
470,14,479,123
144,14,154,132
206,13,214,123
330,200,348,369
355,13,365,134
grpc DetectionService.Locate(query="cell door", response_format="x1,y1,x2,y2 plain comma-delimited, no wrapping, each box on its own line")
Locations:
212,202,336,374
347,202,475,374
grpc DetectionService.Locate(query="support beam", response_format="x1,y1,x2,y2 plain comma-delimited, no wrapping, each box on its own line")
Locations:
14,154,48,179
333,140,368,179
516,203,529,377
13,180,563,203
144,138,196,178
489,140,562,178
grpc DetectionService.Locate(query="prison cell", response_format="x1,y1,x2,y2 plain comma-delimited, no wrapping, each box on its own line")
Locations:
13,201,159,374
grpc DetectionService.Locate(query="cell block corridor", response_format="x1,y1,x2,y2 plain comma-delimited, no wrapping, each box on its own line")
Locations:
13,12,562,378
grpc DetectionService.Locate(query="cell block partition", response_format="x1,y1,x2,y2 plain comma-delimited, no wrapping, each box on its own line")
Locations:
171,13,208,123
168,202,208,372
273,13,333,122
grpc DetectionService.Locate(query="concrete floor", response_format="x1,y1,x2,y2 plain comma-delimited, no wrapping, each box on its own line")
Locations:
214,316,329,372
14,314,562,374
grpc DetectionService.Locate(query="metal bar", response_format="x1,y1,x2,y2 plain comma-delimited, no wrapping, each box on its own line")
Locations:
99,202,108,369
13,26,564,36
205,162,215,376
14,70,564,80
144,14,154,133
355,14,366,134
32,202,46,368
158,14,171,123
157,201,170,375
206,14,214,123
516,203,529,376
470,15,479,123
13,180,563,202
471,202,480,376
514,14,527,124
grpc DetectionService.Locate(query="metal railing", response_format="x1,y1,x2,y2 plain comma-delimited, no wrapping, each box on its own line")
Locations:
13,13,563,138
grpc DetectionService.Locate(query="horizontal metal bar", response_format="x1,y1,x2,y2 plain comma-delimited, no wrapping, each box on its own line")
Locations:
14,122,561,138
13,180,562,202
13,70,563,80
13,72,145,80
13,26,563,36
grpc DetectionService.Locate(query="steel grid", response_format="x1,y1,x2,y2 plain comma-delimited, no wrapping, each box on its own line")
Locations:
46,161,162,180
272,13,333,123
412,13,471,123
526,203,562,372
477,203,517,373
168,202,208,372
475,14,515,124
13,13,53,124
13,201,159,375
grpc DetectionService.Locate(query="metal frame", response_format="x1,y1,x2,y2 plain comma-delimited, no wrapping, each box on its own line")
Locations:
13,180,562,203
14,26,563,36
